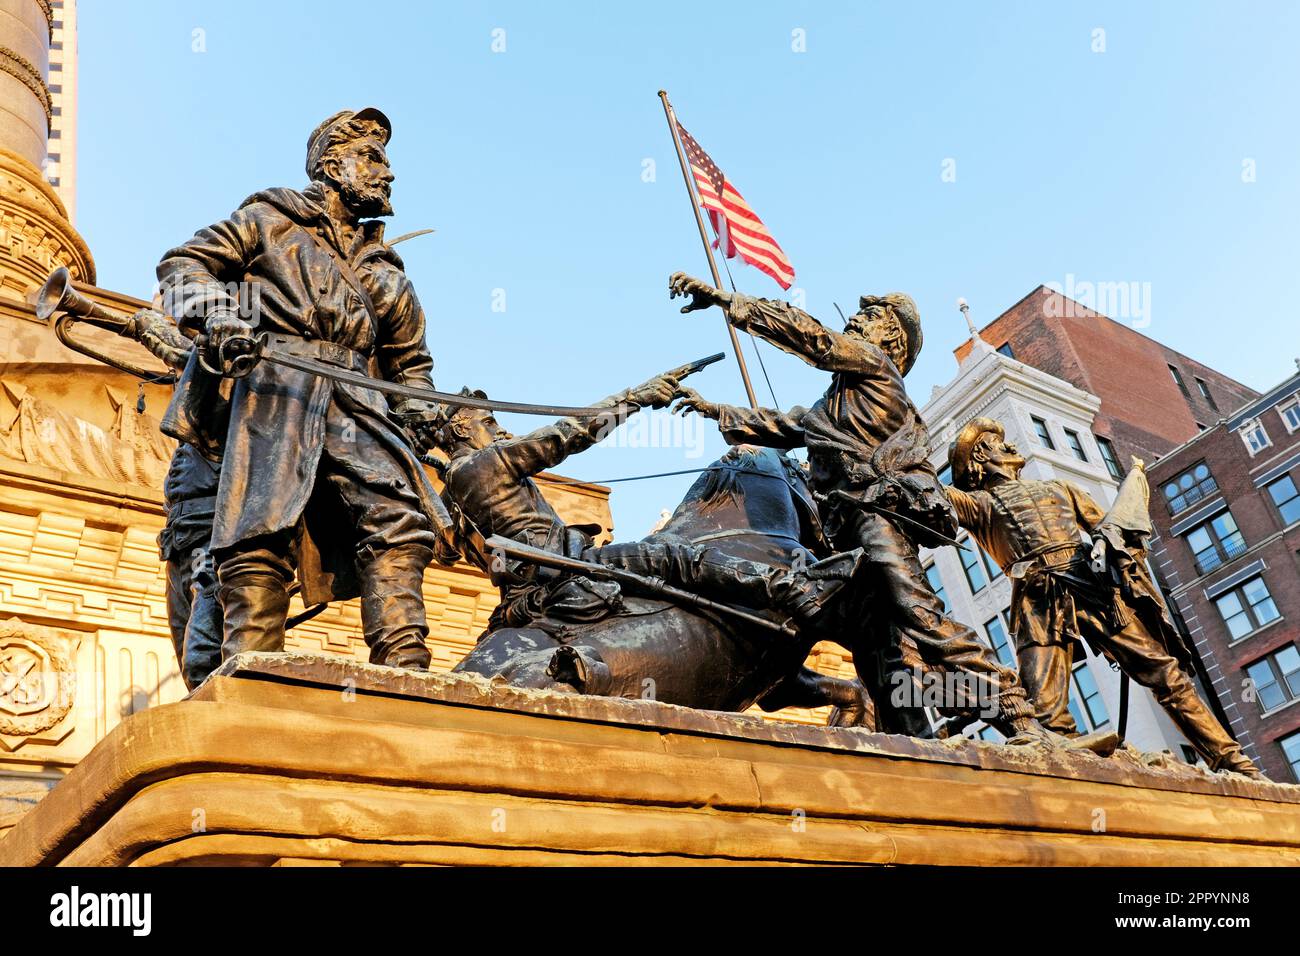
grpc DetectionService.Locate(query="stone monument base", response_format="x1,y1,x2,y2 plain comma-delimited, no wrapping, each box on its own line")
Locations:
1,653,1297,866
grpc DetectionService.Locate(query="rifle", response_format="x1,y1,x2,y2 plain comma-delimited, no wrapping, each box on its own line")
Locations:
484,535,798,638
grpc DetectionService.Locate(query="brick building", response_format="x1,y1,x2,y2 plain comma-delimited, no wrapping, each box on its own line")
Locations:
954,286,1258,473
1147,367,1300,782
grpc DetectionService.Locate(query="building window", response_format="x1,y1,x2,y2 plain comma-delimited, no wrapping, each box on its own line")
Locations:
983,615,1016,669
1184,510,1247,575
1280,397,1300,434
1169,364,1191,398
1161,461,1217,514
1096,436,1124,479
1267,474,1300,526
976,724,1004,743
937,464,952,487
1064,428,1088,462
1031,416,1055,450
1244,644,1300,713
1281,731,1300,783
980,546,1004,582
1194,377,1219,412
1215,576,1282,640
996,342,1014,359
1068,663,1110,731
924,563,949,614
959,541,988,594
1239,419,1271,456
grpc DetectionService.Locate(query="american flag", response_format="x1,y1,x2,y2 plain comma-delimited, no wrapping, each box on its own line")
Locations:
675,121,795,290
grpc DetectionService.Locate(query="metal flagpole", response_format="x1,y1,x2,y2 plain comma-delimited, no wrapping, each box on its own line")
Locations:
658,90,758,408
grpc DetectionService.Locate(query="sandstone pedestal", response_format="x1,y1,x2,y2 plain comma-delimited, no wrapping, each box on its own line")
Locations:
2,652,1298,866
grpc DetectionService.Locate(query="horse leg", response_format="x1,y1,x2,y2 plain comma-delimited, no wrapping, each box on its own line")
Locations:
757,666,877,729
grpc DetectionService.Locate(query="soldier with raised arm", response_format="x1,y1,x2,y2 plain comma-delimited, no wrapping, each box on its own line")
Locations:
667,274,1047,741
437,372,856,634
943,417,1261,776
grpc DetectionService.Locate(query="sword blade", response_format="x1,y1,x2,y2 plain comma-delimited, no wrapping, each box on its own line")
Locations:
258,345,617,418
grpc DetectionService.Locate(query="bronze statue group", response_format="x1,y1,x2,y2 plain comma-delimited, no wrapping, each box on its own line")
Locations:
127,108,1260,778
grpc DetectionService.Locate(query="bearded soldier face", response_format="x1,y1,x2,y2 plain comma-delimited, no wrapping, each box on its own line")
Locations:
327,133,395,218
848,311,909,372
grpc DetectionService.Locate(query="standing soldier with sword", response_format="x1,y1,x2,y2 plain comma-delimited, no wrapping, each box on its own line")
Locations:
154,108,612,672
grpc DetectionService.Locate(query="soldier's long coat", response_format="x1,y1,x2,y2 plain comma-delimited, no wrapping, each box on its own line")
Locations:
157,183,451,604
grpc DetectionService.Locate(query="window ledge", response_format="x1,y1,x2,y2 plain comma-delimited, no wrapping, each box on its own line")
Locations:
1259,694,1300,720
1227,616,1286,648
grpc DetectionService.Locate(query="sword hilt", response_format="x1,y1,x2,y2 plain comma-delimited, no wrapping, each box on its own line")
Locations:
195,333,261,379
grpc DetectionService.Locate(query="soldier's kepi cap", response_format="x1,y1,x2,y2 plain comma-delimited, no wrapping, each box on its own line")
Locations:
947,417,1004,491
305,107,392,178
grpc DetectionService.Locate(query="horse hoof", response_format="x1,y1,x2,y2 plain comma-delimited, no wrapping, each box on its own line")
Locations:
545,645,612,694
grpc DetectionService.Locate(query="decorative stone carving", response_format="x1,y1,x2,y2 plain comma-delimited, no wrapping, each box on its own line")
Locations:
0,46,51,129
0,617,77,745
0,147,95,291
0,380,173,488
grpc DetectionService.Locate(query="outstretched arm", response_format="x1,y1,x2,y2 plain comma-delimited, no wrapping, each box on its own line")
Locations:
1063,481,1107,533
499,374,680,479
672,387,807,450
668,272,888,375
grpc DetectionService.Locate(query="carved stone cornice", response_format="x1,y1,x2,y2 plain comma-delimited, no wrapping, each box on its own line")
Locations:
0,46,52,130
34,2,55,39
0,147,95,289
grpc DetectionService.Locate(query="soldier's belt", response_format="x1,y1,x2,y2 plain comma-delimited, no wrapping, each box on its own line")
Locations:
264,333,371,373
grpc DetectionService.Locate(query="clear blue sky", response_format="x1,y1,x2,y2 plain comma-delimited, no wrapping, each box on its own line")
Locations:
78,1,1300,539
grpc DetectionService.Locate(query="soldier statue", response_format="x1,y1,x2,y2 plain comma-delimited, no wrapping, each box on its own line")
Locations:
158,443,224,689
944,417,1261,776
157,107,453,671
667,275,1049,741
437,372,855,634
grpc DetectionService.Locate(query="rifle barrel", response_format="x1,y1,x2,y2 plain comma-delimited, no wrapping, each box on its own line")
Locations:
485,535,796,637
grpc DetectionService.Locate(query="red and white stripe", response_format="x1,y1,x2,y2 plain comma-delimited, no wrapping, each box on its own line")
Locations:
676,122,795,290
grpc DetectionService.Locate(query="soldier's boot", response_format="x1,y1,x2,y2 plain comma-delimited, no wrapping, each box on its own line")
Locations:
184,572,225,687
994,685,1120,755
376,627,432,670
766,549,866,627
218,570,290,660
360,544,433,671
1157,681,1263,778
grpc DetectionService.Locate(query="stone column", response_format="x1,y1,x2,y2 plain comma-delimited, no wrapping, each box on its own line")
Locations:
0,0,50,168
0,0,93,299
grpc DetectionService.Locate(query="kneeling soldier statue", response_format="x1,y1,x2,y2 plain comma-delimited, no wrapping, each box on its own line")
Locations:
945,418,1261,777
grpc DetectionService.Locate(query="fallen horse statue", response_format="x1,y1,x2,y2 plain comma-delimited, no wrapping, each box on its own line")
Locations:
452,446,873,723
